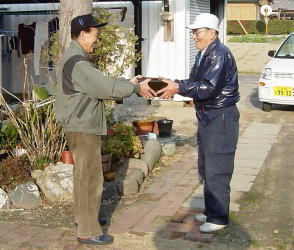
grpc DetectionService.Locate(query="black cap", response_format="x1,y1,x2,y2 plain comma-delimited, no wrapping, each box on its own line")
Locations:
71,14,107,33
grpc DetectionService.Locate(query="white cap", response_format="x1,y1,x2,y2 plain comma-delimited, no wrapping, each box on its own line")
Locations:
187,13,219,31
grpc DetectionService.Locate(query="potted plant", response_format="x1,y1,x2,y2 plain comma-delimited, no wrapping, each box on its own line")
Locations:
102,123,143,163
132,119,155,136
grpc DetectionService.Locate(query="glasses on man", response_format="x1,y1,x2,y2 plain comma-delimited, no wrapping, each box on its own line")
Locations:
190,29,208,37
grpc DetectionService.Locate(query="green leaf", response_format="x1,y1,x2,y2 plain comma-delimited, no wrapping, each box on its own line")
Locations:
33,87,50,101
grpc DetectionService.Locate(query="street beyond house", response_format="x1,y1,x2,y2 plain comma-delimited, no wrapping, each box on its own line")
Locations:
0,74,293,249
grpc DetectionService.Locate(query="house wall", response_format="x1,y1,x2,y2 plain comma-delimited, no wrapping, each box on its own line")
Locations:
227,3,259,20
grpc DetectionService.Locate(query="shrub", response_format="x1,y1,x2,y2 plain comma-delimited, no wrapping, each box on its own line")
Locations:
102,123,143,160
0,121,19,152
227,20,294,35
0,155,32,191
91,7,140,77
0,88,66,169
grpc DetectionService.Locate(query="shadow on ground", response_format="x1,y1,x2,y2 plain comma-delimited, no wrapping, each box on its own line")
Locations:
152,218,252,250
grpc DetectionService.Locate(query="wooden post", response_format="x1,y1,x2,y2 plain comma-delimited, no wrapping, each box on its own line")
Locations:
237,20,248,35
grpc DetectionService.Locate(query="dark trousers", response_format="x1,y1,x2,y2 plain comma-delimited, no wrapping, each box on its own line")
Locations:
197,106,239,225
65,132,103,238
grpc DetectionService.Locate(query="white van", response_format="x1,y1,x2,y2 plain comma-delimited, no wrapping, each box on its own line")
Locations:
258,33,294,112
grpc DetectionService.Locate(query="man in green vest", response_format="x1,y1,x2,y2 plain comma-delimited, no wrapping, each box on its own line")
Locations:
55,13,155,245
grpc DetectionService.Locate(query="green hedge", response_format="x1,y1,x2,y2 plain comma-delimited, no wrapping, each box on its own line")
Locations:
227,20,294,35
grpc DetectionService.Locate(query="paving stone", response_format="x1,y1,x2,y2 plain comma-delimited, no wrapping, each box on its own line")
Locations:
35,228,66,240
109,202,155,233
157,228,185,239
230,202,240,212
184,229,213,243
170,209,190,223
231,174,257,183
166,222,196,233
131,215,168,233
0,222,20,236
180,207,204,215
234,158,264,168
24,238,55,248
63,244,82,250
231,181,253,192
182,197,205,210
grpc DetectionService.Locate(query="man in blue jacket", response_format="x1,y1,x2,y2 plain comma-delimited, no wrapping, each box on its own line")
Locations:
158,13,240,233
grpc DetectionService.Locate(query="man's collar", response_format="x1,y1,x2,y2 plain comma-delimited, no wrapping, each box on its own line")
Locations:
203,37,220,57
71,40,89,58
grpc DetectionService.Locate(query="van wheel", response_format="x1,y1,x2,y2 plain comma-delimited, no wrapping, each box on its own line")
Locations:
263,102,272,112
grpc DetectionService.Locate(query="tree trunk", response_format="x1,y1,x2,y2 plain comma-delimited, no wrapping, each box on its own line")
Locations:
59,0,93,52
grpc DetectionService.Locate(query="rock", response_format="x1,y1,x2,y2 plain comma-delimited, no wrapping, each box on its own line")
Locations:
127,158,149,177
31,162,74,202
102,182,119,200
8,181,42,209
141,140,162,171
126,168,144,185
162,142,176,156
0,188,10,209
120,179,139,196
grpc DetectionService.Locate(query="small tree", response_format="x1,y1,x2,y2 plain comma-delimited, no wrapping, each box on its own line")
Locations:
91,7,141,77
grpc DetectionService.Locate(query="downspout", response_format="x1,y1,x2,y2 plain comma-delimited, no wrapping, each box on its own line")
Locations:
132,0,142,75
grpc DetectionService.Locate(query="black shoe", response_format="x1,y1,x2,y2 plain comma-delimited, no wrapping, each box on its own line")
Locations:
78,234,114,245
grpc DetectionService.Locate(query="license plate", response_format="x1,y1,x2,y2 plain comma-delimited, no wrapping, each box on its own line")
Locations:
273,87,293,96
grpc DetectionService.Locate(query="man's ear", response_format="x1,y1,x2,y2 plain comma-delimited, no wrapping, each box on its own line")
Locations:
80,31,86,41
209,30,216,40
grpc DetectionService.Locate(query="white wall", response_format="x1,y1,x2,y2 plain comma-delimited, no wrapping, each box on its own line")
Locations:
141,0,187,80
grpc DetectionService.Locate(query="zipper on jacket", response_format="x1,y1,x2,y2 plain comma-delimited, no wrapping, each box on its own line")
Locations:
77,97,91,118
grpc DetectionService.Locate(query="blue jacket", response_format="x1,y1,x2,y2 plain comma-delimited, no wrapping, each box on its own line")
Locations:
177,38,240,110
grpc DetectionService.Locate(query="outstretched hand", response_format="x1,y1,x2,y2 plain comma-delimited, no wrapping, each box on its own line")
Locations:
139,78,157,99
130,75,143,84
157,78,179,99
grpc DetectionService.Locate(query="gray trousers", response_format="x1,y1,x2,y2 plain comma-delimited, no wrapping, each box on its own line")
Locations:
197,106,239,225
65,132,103,238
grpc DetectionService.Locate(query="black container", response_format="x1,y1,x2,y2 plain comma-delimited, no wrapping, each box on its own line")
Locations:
139,77,167,96
157,119,173,137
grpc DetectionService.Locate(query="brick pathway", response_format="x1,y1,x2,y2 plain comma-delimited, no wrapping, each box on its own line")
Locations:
109,149,199,235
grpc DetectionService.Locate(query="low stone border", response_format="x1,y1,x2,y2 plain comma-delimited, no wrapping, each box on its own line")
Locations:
0,138,176,209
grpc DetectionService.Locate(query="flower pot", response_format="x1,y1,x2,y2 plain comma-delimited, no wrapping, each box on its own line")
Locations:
60,150,74,164
147,116,167,134
133,120,155,136
157,119,173,137
102,153,112,172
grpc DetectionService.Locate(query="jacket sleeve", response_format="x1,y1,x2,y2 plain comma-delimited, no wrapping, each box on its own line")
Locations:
177,53,227,100
71,60,140,99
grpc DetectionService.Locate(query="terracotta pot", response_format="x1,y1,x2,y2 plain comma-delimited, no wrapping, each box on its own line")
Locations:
60,150,74,164
133,120,155,135
102,153,112,172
